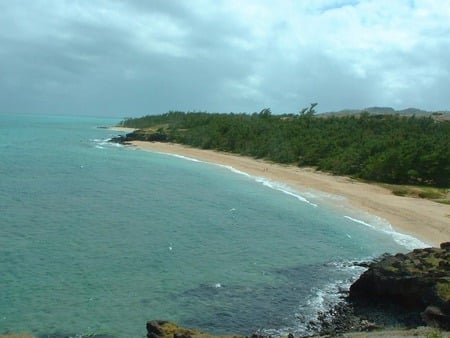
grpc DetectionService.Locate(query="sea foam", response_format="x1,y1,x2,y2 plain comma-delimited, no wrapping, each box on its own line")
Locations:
344,215,429,250
217,164,318,207
263,259,367,337
152,151,318,207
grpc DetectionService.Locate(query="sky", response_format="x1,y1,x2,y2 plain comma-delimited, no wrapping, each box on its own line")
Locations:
1,0,450,117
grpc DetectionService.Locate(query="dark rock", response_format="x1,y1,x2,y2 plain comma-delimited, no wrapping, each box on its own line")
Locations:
108,135,127,143
146,320,222,338
147,320,169,338
353,261,371,268
307,299,386,336
349,243,450,330
109,130,170,144
249,334,266,338
441,242,450,251
421,305,450,330
174,334,192,338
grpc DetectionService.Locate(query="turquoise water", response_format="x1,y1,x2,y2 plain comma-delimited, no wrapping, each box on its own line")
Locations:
0,113,425,337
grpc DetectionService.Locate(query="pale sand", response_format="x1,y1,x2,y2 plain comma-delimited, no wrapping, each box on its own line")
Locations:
109,126,137,132
130,141,450,247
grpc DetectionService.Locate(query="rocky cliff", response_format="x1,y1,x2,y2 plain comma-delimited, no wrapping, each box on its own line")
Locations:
349,242,450,330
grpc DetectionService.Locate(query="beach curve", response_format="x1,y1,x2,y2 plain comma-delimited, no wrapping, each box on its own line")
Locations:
129,141,450,248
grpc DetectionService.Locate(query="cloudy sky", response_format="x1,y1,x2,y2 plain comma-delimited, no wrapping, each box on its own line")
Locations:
1,0,449,116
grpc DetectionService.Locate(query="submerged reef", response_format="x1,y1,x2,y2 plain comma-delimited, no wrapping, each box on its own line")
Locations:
3,244,450,338
143,244,450,337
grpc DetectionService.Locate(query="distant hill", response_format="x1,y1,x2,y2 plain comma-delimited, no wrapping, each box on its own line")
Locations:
321,107,450,121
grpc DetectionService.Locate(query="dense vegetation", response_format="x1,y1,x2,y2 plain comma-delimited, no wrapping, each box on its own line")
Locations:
119,108,450,187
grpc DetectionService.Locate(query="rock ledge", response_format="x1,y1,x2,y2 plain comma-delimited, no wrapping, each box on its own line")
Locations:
349,242,450,330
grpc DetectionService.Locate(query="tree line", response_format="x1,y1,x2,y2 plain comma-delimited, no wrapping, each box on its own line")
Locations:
119,109,450,187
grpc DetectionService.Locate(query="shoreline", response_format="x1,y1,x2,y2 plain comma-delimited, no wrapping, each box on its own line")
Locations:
128,140,449,248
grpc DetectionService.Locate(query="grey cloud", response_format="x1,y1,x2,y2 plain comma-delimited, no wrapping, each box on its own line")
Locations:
1,1,449,116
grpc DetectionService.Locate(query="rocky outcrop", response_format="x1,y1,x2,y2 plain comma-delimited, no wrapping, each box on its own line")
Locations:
110,129,169,144
146,320,246,338
349,242,450,330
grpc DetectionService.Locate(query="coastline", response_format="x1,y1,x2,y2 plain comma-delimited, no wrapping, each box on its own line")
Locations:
129,140,450,248
108,126,137,132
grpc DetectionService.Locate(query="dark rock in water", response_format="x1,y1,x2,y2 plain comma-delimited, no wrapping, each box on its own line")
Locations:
108,135,127,143
349,242,450,330
145,320,264,338
306,299,384,336
109,129,169,144
147,320,169,338
146,320,208,338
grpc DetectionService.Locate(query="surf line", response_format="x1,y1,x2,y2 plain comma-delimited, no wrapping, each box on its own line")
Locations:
138,148,318,207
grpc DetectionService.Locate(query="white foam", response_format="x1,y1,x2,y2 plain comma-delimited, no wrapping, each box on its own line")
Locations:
132,147,429,250
220,165,252,177
149,151,202,163
262,181,317,207
344,215,430,250
169,153,201,162
262,260,367,337
344,215,377,229
142,150,318,207
217,164,318,207
91,137,124,149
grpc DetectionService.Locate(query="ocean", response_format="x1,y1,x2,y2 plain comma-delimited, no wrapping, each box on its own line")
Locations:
0,113,426,337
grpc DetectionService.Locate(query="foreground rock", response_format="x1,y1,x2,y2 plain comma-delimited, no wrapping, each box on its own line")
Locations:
145,320,450,338
146,320,245,338
349,242,450,330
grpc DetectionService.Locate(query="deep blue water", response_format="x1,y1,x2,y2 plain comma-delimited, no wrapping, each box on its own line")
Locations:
0,113,425,337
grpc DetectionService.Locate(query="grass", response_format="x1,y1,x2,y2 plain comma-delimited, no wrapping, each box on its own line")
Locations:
436,280,450,301
383,265,399,273
426,332,445,338
385,184,449,202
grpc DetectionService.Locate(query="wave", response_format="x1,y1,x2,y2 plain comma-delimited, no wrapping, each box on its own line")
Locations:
149,151,318,207
91,137,124,149
217,164,318,207
132,147,429,251
167,153,201,162
91,138,108,147
344,215,429,250
307,188,430,251
261,259,367,337
255,177,318,207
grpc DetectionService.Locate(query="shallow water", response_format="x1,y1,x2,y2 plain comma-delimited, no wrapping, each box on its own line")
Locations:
0,113,424,337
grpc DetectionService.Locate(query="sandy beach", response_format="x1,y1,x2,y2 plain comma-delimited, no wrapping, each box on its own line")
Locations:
109,126,138,132
129,140,450,247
